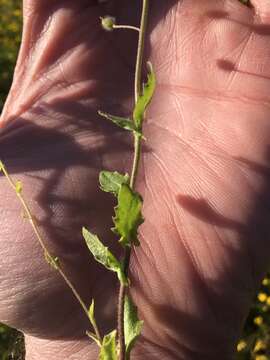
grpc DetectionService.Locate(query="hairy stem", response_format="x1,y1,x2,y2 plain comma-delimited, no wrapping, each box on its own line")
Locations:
0,162,102,345
117,0,150,359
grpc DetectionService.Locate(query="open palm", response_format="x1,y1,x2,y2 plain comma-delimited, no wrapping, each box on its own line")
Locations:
1,0,270,359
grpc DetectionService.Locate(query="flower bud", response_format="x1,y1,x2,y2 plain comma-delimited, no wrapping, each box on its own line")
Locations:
101,16,116,31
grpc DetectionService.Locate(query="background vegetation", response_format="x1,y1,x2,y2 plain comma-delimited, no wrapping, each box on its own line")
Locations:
0,0,269,359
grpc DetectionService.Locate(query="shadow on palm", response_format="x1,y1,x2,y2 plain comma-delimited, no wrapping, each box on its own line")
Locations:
1,0,270,358
0,0,177,343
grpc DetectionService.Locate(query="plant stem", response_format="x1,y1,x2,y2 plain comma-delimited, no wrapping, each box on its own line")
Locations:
113,25,140,32
117,0,150,359
134,0,150,103
130,134,141,189
0,162,102,345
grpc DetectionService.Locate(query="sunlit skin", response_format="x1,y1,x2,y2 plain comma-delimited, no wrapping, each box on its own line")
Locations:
0,0,270,359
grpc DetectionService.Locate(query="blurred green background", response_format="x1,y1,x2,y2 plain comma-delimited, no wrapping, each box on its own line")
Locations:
0,0,270,359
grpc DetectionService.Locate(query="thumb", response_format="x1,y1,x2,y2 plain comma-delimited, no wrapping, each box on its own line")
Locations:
1,1,103,124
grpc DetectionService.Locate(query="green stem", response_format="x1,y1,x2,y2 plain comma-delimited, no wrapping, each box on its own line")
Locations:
117,0,150,359
134,0,150,103
113,25,140,32
130,135,141,190
0,162,102,346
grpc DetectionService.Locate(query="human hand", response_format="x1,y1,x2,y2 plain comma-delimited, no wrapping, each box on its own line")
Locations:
1,1,270,359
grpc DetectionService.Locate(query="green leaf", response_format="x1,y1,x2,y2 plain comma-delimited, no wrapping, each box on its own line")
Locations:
15,180,22,194
99,171,130,196
98,111,137,132
87,299,102,346
89,299,95,324
44,252,59,270
82,227,128,286
86,330,101,347
112,184,144,247
124,295,143,359
133,62,156,129
99,330,118,360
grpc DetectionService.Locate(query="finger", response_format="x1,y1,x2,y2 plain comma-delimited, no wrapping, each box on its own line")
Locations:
1,0,103,123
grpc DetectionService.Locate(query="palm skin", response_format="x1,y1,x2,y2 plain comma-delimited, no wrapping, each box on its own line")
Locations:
1,0,270,358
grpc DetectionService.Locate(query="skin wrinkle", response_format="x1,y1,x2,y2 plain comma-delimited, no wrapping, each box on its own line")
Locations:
150,121,233,196
171,195,221,329
211,223,254,297
135,158,186,331
147,127,255,335
150,153,203,275
144,157,178,281
25,337,98,360
226,30,253,91
136,157,169,279
172,93,186,137
221,29,250,61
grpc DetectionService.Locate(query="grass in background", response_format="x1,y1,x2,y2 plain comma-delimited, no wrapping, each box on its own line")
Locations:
0,0,22,110
236,274,270,360
0,324,24,360
0,0,269,359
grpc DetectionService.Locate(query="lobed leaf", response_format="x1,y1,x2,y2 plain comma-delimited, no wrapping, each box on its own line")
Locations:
112,184,144,247
124,295,144,359
99,330,118,360
133,62,156,129
99,171,130,197
82,227,128,285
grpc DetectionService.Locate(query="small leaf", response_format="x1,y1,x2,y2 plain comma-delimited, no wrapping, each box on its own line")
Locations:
99,330,118,360
99,171,129,196
133,62,156,129
15,180,22,194
98,111,140,134
86,330,101,347
44,252,59,270
88,299,101,346
112,184,144,247
82,227,128,286
89,299,95,323
124,295,143,359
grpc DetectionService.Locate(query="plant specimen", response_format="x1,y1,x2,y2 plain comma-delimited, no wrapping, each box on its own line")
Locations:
0,0,155,359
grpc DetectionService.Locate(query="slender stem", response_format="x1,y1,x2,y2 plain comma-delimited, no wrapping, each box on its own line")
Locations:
134,0,150,103
57,267,101,345
117,1,150,359
130,134,141,189
0,162,102,345
113,25,140,32
117,247,131,360
117,278,126,360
